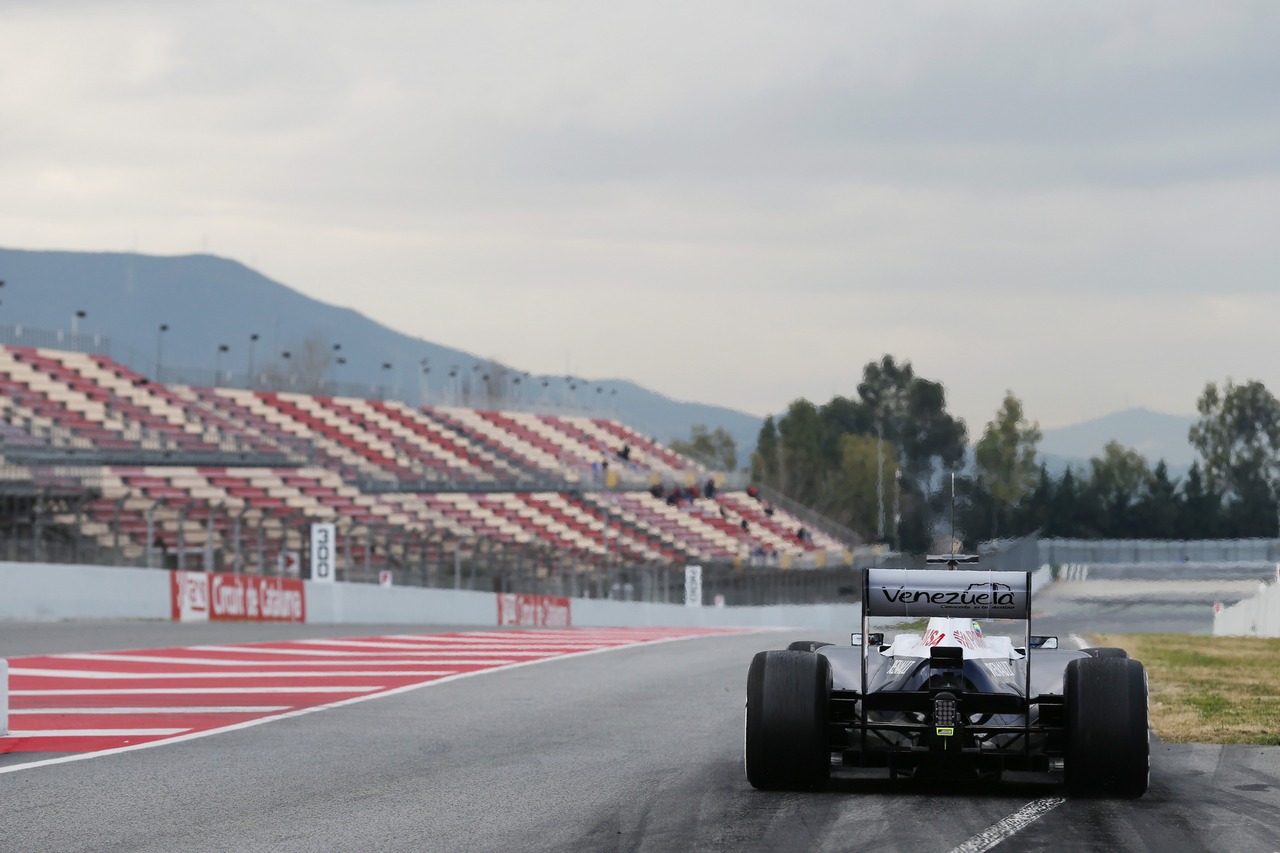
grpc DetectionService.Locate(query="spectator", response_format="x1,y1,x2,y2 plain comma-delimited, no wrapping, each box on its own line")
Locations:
617,444,631,462
747,485,759,499
764,503,775,516
740,519,750,532
704,478,716,499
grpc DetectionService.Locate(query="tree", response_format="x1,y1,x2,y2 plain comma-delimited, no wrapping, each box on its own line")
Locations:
1046,467,1084,538
751,416,779,484
1087,441,1153,537
1178,462,1222,539
1189,379,1280,497
1223,465,1278,537
1013,464,1056,535
819,395,872,464
973,392,1042,538
856,355,913,431
772,399,816,500
1131,461,1179,539
835,432,899,541
955,473,996,546
852,356,967,552
669,425,738,472
748,354,965,552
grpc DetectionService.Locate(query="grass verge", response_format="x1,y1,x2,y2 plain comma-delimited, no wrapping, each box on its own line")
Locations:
1089,633,1280,745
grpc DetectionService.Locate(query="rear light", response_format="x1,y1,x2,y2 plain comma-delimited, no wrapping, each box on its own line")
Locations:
934,692,957,736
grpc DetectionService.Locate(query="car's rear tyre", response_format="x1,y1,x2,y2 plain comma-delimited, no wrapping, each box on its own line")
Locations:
1064,657,1149,798
786,640,833,652
745,650,831,790
1083,647,1128,659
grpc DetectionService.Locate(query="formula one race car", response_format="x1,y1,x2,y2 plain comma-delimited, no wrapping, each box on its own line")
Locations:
744,561,1149,797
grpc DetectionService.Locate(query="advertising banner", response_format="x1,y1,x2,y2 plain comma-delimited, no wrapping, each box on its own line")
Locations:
310,523,336,583
172,570,210,622
171,571,306,623
684,564,703,608
496,593,572,627
863,568,1031,620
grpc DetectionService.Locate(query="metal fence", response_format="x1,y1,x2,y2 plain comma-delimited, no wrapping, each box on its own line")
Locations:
0,487,1057,608
1040,537,1280,565
0,483,868,605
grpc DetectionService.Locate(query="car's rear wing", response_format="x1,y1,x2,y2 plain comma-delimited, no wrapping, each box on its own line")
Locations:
863,568,1031,620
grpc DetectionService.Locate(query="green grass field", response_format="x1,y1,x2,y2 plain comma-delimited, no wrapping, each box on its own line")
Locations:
1090,633,1280,745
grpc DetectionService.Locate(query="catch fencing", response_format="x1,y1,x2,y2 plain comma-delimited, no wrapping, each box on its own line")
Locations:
0,461,1041,608
1041,537,1280,565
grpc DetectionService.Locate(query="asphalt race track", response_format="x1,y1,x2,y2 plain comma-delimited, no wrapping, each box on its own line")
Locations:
1,611,1278,852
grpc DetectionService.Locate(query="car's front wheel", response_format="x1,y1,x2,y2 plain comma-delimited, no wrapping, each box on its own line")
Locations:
745,650,831,790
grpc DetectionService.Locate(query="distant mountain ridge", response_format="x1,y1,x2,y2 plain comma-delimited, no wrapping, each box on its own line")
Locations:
0,248,1200,475
1038,407,1198,474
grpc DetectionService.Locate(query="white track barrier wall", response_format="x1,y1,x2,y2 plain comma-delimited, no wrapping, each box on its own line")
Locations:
1213,579,1280,637
0,562,171,621
0,561,1059,630
304,581,857,630
0,561,857,631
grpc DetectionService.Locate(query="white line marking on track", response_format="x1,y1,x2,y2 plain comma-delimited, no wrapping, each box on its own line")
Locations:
53,654,524,666
11,707,290,715
948,797,1066,853
12,668,452,679
7,729,190,738
12,686,381,696
191,642,595,656
0,630,760,775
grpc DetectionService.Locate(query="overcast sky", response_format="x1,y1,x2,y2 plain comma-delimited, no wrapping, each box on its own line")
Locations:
3,1,1278,434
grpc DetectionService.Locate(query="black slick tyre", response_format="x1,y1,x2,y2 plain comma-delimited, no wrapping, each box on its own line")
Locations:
787,640,833,652
1064,657,1149,798
1082,647,1128,659
745,650,831,790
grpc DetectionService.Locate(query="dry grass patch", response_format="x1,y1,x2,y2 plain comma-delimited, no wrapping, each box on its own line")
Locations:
1090,633,1280,745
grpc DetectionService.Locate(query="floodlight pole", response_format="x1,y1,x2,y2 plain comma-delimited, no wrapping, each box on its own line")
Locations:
876,419,885,541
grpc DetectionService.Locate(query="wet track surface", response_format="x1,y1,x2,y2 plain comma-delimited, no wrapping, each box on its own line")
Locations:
1,596,1278,853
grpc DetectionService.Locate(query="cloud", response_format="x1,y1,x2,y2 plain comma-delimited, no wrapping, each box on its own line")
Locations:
1,0,1278,434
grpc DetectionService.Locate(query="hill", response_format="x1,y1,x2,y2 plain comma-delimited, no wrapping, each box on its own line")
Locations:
1038,407,1198,474
0,247,763,461
1,248,1205,477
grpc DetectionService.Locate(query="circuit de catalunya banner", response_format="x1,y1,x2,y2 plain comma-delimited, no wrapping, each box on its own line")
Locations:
171,570,307,623
496,593,572,628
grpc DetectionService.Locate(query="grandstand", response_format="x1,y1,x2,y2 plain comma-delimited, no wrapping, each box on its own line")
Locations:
0,343,859,596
